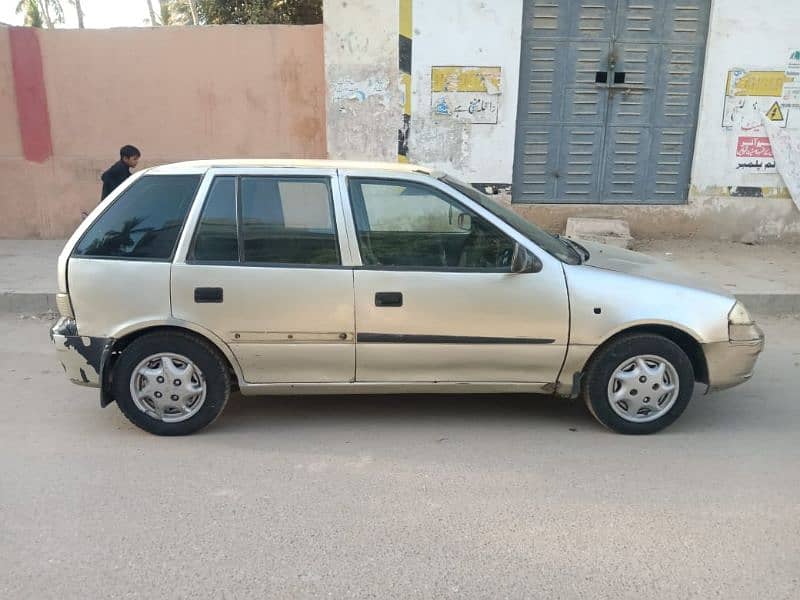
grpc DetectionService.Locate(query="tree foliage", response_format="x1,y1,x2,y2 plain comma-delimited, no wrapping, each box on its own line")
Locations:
191,0,322,25
16,0,44,27
16,0,83,28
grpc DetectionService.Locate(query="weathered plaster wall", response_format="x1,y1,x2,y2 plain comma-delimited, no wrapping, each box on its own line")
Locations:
408,0,523,184
323,0,400,162
692,0,798,193
0,24,327,239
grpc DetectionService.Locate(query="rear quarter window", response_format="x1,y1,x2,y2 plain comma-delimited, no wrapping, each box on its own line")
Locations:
73,174,201,260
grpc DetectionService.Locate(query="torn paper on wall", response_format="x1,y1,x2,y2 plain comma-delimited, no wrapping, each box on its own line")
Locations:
430,66,502,124
763,118,800,211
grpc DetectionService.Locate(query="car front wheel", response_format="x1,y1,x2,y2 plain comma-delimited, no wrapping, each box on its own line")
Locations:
112,331,230,436
582,333,695,434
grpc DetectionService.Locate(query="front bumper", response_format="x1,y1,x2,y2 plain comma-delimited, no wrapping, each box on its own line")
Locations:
703,325,765,392
50,318,112,388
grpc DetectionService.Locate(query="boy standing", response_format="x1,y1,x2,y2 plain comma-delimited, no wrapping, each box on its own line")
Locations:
101,145,141,200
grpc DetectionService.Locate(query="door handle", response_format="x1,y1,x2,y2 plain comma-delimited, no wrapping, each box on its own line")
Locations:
194,287,223,303
375,292,403,307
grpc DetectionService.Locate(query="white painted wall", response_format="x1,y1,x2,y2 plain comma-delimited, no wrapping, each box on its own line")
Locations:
692,0,799,192
409,0,523,184
323,0,400,162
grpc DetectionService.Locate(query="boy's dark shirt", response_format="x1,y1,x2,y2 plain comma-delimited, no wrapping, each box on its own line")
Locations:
100,160,131,200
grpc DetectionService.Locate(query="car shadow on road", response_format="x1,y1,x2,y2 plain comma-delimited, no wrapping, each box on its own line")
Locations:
209,392,598,434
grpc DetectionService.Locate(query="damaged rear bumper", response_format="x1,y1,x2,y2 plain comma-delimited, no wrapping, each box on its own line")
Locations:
50,317,113,388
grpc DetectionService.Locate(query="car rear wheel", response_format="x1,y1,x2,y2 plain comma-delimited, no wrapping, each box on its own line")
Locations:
112,331,230,436
582,334,694,434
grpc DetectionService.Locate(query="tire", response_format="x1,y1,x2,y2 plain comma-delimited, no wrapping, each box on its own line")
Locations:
112,331,230,436
582,333,694,434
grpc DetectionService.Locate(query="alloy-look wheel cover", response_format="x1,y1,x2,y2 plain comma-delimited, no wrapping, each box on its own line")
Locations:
129,353,207,423
606,354,680,423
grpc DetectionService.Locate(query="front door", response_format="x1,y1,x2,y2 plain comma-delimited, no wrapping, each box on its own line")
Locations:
172,169,355,384
344,174,569,384
513,0,711,203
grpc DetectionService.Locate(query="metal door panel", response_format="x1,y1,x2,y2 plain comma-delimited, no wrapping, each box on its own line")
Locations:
513,0,710,205
607,42,659,126
555,126,605,202
562,41,610,124
661,1,711,44
171,167,356,385
517,38,560,124
615,0,710,44
524,0,616,39
645,128,695,203
653,44,705,128
171,264,355,383
601,127,652,201
514,126,560,202
615,0,662,41
353,270,569,383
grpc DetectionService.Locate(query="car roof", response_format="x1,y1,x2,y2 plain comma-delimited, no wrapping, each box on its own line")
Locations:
146,159,432,175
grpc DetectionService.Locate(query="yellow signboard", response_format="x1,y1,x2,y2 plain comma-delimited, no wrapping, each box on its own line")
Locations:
726,70,793,97
431,66,502,94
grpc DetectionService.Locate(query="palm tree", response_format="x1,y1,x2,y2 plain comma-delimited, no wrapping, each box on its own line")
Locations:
172,0,200,25
15,0,43,27
153,1,200,26
16,0,63,28
71,0,84,28
145,0,158,25
16,0,84,28
37,0,63,28
186,0,199,24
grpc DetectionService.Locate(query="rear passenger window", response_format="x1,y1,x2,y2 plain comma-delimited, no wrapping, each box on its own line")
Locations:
74,175,200,260
240,177,339,265
192,177,238,262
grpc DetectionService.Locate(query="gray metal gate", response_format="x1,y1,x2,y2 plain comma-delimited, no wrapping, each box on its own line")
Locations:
513,0,710,204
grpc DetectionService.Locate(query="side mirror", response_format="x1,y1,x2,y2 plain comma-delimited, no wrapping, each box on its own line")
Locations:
456,212,473,231
511,243,542,274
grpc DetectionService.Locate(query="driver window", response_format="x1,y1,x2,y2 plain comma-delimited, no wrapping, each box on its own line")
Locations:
348,178,515,270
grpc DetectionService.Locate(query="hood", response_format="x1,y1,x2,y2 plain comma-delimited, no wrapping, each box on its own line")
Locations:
574,239,733,297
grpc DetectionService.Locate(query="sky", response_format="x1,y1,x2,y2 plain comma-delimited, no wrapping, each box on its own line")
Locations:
1,0,153,28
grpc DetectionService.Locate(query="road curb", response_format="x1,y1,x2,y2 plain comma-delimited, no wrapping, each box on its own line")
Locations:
1,291,798,317
1,292,57,315
736,294,800,317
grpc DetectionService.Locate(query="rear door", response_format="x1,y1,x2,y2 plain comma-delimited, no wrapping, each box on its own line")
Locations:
340,171,569,384
171,168,355,384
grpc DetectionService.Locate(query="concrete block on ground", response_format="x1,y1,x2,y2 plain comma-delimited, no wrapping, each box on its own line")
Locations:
566,217,633,249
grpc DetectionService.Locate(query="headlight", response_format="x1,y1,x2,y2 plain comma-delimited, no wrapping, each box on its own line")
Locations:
728,301,752,325
728,301,759,342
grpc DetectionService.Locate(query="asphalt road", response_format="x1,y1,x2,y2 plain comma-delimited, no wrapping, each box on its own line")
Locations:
1,314,798,599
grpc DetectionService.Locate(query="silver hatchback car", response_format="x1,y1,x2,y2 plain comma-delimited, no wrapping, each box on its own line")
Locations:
51,160,764,435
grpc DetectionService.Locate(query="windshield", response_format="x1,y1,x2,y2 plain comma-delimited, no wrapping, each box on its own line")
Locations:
440,175,582,265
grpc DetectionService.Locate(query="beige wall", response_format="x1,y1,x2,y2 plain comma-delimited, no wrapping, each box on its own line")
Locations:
0,24,327,239
0,29,21,158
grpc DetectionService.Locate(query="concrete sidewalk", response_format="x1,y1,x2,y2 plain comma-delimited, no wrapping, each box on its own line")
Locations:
1,238,798,315
632,239,800,315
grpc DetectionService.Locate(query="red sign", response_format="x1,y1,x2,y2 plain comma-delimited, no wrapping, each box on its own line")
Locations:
736,136,774,158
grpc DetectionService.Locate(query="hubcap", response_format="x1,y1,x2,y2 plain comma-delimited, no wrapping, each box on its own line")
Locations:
607,355,679,423
130,353,206,423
